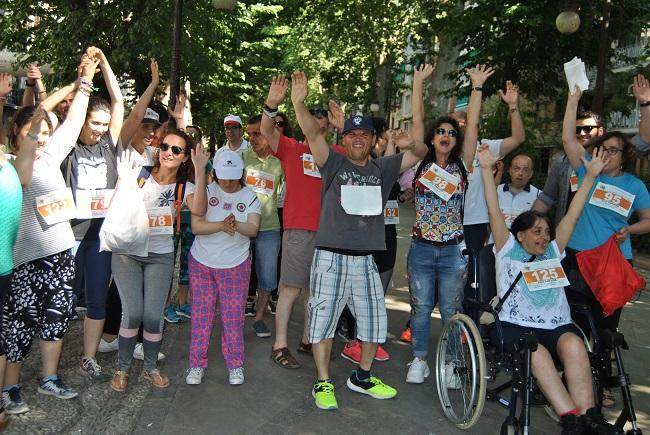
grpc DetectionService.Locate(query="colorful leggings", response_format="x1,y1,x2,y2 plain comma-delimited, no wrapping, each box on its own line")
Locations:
188,253,251,370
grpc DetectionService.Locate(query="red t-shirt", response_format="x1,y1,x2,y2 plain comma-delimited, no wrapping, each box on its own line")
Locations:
272,135,345,231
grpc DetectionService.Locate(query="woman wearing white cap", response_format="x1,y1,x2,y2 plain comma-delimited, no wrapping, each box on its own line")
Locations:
185,149,261,386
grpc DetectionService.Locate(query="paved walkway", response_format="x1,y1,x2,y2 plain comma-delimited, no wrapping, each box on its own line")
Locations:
4,205,650,434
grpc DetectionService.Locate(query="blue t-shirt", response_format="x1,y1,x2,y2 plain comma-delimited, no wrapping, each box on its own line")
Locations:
569,164,650,259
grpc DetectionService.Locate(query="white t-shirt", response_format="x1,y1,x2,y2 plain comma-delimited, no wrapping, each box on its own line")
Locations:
127,144,157,167
494,233,571,329
189,182,261,269
463,139,502,225
214,140,250,158
496,183,540,228
141,177,177,254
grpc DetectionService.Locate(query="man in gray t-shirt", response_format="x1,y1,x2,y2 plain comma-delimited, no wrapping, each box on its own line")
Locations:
288,71,428,411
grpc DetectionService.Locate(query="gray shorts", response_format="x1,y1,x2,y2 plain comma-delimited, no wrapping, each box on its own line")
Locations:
280,229,317,289
308,249,387,344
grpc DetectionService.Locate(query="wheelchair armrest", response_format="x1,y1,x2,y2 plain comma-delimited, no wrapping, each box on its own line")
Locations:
462,247,477,261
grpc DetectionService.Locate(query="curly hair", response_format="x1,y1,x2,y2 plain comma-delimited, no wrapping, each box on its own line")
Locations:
585,131,636,173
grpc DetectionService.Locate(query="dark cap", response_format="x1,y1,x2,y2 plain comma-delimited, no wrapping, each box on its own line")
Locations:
342,115,376,135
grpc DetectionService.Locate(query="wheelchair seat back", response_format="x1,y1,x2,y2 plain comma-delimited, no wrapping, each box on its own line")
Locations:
478,244,497,305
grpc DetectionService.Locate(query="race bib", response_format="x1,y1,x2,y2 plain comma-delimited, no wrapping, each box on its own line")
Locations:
302,154,321,178
75,189,115,219
521,258,570,292
569,171,579,192
341,185,382,216
35,188,77,225
588,182,635,217
419,163,460,201
501,207,527,228
245,169,275,196
384,200,399,225
147,206,173,235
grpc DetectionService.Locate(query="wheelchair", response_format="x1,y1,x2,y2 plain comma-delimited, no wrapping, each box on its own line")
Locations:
434,246,643,435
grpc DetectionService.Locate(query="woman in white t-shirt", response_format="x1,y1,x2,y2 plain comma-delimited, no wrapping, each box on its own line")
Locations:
478,145,618,434
185,150,261,386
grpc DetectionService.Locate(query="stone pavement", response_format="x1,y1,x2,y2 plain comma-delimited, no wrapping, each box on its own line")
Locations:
4,205,650,435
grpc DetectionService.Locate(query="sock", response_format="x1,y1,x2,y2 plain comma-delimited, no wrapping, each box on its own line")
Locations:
42,374,58,383
350,369,373,389
118,335,138,371
142,338,162,372
356,368,370,380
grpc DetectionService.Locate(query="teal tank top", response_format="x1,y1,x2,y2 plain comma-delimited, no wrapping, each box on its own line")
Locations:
0,161,22,275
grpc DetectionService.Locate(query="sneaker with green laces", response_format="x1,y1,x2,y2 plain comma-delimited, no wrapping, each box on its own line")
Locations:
312,381,338,410
346,372,397,399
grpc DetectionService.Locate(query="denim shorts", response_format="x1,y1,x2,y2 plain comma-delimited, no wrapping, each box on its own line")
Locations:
251,230,281,291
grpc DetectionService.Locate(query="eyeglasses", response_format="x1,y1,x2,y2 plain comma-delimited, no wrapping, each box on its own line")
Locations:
275,120,285,128
225,125,241,131
575,125,599,135
601,146,622,155
160,143,185,155
435,127,458,137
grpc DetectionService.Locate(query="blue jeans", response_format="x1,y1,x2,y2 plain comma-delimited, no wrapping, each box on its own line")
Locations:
407,239,468,358
251,230,281,291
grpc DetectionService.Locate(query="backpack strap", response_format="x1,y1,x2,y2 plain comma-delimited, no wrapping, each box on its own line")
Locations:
173,180,186,235
137,166,154,188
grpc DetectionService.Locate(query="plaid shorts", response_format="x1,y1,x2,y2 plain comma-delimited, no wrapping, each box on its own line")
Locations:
308,249,387,344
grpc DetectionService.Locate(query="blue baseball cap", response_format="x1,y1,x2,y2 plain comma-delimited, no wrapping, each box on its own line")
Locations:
342,115,376,135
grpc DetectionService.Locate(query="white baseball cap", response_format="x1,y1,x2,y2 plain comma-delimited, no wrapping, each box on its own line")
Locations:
214,150,244,180
223,114,242,127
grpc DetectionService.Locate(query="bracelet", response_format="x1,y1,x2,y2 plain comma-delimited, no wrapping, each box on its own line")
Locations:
472,86,483,91
510,107,518,113
263,103,278,118
641,101,650,107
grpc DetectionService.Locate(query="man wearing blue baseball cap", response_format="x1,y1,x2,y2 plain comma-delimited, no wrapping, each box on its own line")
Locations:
286,71,428,410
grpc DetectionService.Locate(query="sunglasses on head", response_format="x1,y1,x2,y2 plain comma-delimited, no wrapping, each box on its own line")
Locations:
575,125,599,135
160,143,185,155
435,127,458,137
275,120,285,128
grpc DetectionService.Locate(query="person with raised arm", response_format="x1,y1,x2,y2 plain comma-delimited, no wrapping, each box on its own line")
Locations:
479,143,619,435
290,70,428,410
20,64,47,107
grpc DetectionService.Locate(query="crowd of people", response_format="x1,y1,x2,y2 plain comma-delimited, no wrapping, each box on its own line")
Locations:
0,46,649,435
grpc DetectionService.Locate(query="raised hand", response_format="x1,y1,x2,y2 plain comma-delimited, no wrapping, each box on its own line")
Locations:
26,64,42,82
266,75,288,108
413,63,434,82
477,143,499,168
86,46,106,64
290,71,308,105
633,74,650,105
170,94,186,121
191,139,209,172
465,64,495,88
581,146,609,178
150,58,160,86
327,99,345,130
393,129,415,150
498,80,519,107
569,83,583,100
0,73,13,97
116,150,141,180
79,53,100,80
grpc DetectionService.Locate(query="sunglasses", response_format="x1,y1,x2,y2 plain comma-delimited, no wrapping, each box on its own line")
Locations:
275,120,285,128
435,127,458,137
575,125,599,135
160,143,185,155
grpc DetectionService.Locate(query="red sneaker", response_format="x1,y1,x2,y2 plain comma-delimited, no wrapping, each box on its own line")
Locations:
341,340,361,363
399,327,412,343
374,344,390,361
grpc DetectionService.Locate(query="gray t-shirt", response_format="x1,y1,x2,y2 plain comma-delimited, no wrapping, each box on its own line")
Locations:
315,151,404,251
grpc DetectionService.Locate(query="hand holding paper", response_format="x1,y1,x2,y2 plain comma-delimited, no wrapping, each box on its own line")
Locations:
564,56,589,94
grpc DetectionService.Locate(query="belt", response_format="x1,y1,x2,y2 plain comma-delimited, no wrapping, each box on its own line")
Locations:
413,235,464,247
316,246,372,257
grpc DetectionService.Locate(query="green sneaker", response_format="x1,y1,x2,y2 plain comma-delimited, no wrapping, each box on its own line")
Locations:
312,381,338,410
346,374,397,399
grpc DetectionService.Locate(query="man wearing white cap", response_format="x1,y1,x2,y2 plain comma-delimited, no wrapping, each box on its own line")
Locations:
216,114,250,158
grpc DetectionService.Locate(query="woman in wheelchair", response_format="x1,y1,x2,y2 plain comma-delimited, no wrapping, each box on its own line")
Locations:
478,145,619,435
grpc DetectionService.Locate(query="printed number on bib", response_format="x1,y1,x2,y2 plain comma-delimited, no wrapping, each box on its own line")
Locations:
147,206,173,235
589,182,635,217
245,169,275,196
75,189,115,219
418,163,459,201
384,200,399,225
341,185,382,216
521,259,570,292
302,154,321,178
570,171,579,192
36,188,77,225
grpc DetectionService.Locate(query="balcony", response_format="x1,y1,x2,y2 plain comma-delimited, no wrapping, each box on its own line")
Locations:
607,104,641,133
611,37,649,73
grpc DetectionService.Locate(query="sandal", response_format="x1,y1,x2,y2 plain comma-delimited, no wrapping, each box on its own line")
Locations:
602,388,616,408
271,347,301,369
297,342,312,354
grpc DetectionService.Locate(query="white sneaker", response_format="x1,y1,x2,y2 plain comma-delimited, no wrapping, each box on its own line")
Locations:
185,367,204,385
406,357,430,384
133,343,166,361
228,367,244,385
97,338,119,353
445,361,461,390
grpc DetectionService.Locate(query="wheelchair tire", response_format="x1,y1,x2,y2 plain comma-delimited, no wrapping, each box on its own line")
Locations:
435,313,487,429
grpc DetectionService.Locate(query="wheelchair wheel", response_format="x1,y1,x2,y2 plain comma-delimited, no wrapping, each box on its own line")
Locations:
435,313,487,429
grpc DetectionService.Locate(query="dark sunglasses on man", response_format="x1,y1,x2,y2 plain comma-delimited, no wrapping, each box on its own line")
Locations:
160,143,185,155
575,125,599,135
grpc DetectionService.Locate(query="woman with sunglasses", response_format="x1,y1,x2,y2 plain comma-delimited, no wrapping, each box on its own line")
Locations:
2,55,97,413
560,86,650,378
60,47,124,384
110,130,208,392
405,64,492,385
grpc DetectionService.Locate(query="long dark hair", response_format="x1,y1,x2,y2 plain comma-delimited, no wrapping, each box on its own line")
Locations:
586,131,636,173
8,105,54,152
511,210,555,241
413,116,466,189
155,129,195,184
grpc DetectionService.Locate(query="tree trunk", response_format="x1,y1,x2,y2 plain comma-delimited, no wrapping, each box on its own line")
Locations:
593,0,611,114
